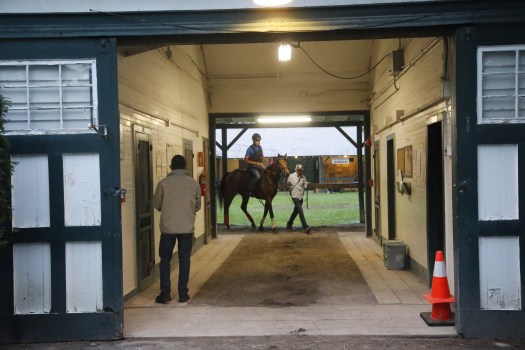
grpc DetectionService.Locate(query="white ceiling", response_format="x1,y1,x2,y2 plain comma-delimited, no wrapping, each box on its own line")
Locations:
203,40,374,81
202,40,375,113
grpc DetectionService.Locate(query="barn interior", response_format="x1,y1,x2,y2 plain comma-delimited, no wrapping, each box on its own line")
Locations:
117,34,453,336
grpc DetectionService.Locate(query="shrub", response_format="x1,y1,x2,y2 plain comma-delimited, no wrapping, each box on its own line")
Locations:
0,95,12,238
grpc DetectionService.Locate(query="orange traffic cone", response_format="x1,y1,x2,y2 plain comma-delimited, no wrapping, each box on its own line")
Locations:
420,250,455,326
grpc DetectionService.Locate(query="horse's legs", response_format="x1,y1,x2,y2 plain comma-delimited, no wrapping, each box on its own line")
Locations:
259,204,269,232
240,195,257,230
267,202,277,233
223,191,235,230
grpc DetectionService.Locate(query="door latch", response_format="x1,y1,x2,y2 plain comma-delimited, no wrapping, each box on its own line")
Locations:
106,187,127,203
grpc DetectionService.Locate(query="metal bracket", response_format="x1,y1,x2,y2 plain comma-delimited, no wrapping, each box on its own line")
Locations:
89,124,108,139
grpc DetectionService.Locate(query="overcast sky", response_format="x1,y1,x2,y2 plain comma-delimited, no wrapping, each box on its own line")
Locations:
216,126,359,158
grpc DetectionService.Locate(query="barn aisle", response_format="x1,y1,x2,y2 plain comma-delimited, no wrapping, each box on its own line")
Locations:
124,230,456,337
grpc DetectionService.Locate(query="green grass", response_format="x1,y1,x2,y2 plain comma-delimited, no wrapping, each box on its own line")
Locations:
217,191,360,227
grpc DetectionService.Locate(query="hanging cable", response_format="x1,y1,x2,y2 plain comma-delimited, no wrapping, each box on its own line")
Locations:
292,42,390,80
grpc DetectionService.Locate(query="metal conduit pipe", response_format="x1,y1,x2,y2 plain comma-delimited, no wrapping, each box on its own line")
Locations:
369,37,442,109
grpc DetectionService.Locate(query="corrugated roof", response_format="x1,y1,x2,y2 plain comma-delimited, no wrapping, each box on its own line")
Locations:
216,126,358,158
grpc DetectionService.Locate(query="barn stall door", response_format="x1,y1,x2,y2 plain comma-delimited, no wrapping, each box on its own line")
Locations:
0,38,122,343
455,26,525,340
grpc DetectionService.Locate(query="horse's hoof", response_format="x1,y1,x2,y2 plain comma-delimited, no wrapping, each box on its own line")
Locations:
226,225,230,230
251,224,257,230
273,228,278,234
258,226,264,232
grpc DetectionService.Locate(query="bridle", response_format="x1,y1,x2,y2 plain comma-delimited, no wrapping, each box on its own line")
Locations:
264,157,289,177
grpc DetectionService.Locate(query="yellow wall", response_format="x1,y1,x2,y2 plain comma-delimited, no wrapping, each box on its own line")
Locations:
369,37,451,275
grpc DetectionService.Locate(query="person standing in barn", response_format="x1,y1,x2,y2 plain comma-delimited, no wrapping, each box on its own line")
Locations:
287,163,311,234
153,154,201,304
244,132,264,196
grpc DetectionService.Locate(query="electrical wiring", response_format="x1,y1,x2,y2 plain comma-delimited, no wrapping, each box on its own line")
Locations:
292,42,390,80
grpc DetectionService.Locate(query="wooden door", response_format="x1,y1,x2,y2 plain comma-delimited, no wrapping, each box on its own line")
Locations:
135,131,154,291
0,38,123,342
386,136,396,240
454,25,525,340
203,139,212,244
373,141,381,242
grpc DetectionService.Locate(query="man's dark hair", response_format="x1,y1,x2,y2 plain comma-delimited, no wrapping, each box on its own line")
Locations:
171,155,186,169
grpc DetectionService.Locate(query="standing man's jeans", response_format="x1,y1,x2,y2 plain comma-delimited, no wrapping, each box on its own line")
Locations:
159,233,193,296
288,198,308,228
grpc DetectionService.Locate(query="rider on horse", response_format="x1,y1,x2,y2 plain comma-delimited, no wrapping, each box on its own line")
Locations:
244,133,264,196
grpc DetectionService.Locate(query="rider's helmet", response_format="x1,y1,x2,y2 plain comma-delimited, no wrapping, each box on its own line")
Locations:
252,133,261,141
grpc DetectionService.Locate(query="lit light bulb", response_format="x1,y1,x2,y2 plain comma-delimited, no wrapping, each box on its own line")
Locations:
254,0,292,6
278,44,292,62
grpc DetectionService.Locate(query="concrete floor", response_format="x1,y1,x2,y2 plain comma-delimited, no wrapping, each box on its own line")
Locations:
124,230,457,337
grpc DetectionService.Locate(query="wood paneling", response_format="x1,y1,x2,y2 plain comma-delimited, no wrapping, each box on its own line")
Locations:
479,236,521,310
118,45,209,296
11,155,50,228
63,153,101,227
477,144,519,221
13,243,51,314
65,241,103,313
371,38,447,271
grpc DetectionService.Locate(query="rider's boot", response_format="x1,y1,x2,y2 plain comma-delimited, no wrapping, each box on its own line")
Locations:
248,179,257,197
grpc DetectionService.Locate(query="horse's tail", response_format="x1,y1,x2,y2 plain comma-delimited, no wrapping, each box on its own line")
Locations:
218,172,230,208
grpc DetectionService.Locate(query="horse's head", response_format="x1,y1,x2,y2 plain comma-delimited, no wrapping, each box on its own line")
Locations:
276,153,290,177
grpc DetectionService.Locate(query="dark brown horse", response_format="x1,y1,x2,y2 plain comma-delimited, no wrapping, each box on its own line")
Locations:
218,154,289,232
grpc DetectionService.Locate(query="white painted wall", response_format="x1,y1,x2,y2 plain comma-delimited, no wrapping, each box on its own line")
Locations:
369,37,453,281
118,45,209,296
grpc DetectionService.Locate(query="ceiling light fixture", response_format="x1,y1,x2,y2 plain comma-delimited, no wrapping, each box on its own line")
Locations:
278,44,292,62
253,0,292,6
257,116,312,124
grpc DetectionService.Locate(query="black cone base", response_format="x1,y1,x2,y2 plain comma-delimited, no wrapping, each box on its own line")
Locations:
420,312,455,327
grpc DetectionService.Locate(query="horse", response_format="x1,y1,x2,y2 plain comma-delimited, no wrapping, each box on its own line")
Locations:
218,154,290,232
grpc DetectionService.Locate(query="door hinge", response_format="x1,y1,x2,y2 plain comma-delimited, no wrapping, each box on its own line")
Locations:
456,180,470,194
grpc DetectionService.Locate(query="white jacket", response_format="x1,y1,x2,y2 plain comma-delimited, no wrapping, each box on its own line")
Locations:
287,172,308,200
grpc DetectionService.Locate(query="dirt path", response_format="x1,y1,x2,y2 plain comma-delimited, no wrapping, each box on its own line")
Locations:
191,230,375,307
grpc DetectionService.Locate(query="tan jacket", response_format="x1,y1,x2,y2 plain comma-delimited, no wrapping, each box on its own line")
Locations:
153,169,201,234
287,171,308,200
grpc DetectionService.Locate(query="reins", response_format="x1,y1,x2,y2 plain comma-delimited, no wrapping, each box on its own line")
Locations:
253,162,288,207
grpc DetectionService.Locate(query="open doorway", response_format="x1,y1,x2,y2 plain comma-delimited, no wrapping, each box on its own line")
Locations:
117,33,450,338
386,136,396,241
426,121,444,283
373,141,381,242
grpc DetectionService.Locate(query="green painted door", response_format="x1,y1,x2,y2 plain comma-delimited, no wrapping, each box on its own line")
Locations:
0,38,123,343
455,25,525,340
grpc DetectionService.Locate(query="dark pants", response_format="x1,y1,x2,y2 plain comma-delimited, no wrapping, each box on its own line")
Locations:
247,166,260,191
288,198,308,228
159,233,193,296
